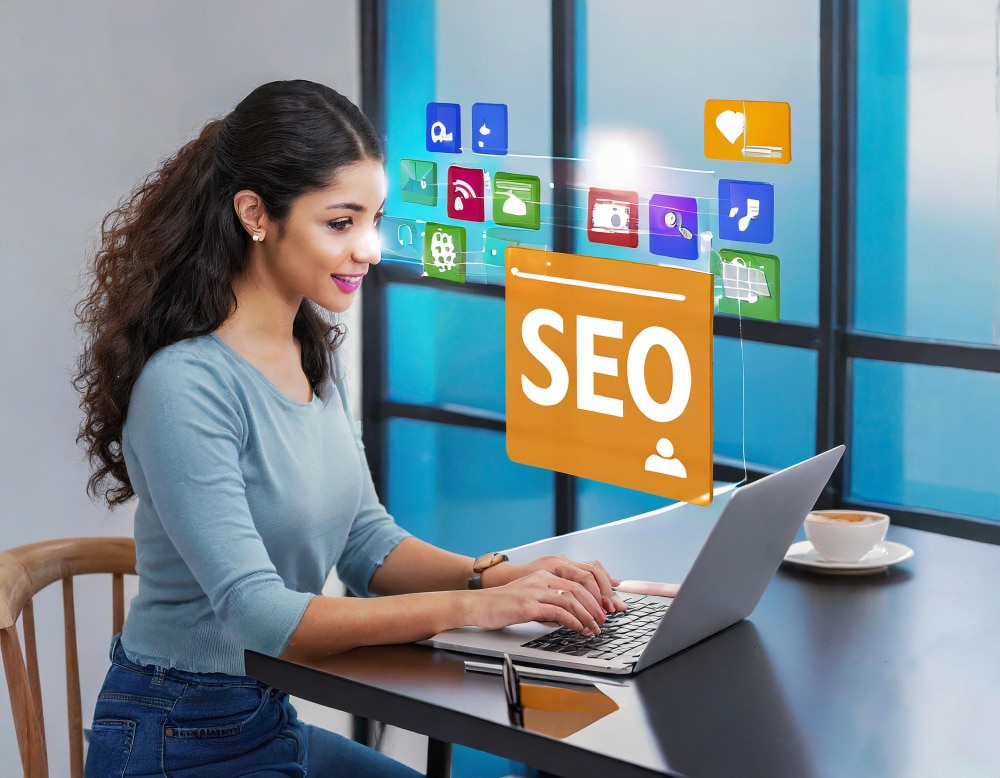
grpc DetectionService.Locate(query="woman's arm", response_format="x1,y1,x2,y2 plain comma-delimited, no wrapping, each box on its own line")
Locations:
281,568,605,663
367,536,475,594
370,537,628,616
279,536,634,663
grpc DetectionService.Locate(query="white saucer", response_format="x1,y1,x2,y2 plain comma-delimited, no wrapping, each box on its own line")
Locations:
782,540,914,575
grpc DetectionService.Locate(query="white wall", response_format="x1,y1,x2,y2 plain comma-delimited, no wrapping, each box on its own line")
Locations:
0,3,366,774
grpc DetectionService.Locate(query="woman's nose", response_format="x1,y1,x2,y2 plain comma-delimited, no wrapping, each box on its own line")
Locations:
355,224,382,265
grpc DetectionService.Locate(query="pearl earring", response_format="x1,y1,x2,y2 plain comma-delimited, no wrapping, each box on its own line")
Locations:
252,234,262,242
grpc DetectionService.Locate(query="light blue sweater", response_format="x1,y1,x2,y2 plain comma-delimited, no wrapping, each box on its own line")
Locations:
119,334,410,675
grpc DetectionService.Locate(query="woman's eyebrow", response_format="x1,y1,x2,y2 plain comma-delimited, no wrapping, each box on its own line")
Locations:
325,202,366,212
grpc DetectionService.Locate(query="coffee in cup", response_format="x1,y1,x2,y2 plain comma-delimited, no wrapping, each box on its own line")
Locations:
804,510,889,563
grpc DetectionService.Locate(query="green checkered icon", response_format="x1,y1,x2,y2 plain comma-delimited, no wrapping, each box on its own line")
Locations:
493,172,541,230
401,159,437,206
712,249,780,321
423,222,466,284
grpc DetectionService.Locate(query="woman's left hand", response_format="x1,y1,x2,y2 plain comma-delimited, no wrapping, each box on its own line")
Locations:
482,555,627,616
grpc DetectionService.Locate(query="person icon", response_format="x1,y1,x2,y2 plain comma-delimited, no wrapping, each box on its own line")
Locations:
645,437,688,478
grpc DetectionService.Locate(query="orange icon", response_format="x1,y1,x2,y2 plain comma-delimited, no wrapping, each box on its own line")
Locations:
704,99,791,164
505,248,714,505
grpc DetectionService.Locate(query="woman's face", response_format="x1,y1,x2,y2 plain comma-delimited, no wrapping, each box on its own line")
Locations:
260,159,386,314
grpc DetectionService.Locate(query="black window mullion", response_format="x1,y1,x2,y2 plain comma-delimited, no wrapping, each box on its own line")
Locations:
551,0,578,536
383,401,505,433
712,316,820,349
818,0,857,502
360,0,387,498
846,333,1000,373
356,0,387,749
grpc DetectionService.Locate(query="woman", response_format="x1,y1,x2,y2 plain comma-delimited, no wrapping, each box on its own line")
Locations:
74,79,625,776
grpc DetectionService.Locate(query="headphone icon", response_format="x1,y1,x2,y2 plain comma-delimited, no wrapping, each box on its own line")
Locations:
397,223,414,247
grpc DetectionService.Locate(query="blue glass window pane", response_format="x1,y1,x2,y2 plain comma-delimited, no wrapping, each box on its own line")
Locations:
855,1,1000,343
451,745,522,778
386,284,506,415
578,479,676,530
577,0,822,326
383,0,554,286
384,0,435,231
713,338,817,469
851,360,1000,521
386,418,554,555
854,0,907,337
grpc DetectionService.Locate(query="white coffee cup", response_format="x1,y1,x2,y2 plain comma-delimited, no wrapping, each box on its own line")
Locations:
804,510,889,563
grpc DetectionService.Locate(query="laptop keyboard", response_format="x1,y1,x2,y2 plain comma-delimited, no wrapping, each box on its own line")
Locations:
520,593,670,661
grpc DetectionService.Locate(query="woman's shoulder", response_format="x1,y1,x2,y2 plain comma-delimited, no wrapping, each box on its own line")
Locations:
126,336,247,439
141,335,223,376
133,335,239,402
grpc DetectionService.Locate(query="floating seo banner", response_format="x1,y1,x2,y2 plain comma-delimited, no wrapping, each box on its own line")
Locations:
506,248,714,505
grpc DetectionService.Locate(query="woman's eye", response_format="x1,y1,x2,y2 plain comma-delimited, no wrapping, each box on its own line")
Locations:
328,218,352,232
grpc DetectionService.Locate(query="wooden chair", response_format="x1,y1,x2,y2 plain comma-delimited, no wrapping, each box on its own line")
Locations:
0,537,136,778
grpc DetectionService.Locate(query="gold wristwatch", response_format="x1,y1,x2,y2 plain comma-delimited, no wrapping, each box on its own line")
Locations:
468,552,509,589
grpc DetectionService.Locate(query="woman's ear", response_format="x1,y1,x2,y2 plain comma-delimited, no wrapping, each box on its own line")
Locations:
233,190,270,242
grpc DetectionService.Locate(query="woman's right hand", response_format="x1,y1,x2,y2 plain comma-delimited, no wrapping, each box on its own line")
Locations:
467,570,608,636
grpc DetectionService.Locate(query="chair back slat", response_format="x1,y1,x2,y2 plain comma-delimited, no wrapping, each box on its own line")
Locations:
62,578,84,778
22,600,45,744
1,625,48,778
112,573,125,636
0,538,136,778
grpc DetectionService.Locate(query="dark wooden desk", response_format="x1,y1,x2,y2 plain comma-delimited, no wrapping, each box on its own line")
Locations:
246,497,1000,778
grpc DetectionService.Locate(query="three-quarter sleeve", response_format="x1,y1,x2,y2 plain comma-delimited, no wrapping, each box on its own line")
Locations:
332,376,411,597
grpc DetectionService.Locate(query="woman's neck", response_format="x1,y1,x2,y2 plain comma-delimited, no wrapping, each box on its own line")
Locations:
215,273,302,360
213,277,314,404
217,264,302,342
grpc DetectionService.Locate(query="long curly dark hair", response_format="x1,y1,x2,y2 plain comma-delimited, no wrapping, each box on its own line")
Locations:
73,80,384,508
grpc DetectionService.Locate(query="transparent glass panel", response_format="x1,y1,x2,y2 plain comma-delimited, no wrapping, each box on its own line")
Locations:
386,418,554,555
855,0,1000,343
578,479,675,530
386,284,505,415
383,0,554,286
714,338,818,469
577,0,822,326
850,360,1000,521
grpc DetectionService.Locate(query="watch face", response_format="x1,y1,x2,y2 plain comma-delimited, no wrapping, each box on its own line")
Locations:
473,552,507,573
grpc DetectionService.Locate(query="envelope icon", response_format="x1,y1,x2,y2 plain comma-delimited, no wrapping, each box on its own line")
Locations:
400,159,437,206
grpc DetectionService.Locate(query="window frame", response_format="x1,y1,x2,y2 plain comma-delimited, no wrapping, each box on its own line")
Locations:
361,0,1000,545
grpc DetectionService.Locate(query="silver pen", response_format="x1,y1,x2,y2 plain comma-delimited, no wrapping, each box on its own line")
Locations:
464,660,628,687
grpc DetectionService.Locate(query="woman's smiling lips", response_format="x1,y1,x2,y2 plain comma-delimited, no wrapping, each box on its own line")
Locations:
331,273,365,293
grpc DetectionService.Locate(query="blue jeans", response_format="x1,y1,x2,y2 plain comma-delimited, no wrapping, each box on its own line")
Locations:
84,636,422,777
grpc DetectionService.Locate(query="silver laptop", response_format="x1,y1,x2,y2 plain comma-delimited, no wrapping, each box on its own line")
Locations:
424,446,845,675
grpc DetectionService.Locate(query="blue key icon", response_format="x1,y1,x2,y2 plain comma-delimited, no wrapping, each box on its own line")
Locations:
426,102,462,154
